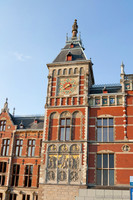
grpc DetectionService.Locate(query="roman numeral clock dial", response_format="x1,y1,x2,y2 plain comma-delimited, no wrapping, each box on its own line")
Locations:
57,77,78,96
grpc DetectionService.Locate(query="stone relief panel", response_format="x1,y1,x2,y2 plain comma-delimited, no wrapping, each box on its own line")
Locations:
46,144,81,184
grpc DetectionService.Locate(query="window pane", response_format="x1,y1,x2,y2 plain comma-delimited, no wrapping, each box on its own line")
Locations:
103,154,108,168
25,166,29,174
109,118,113,126
29,176,32,187
60,128,65,140
109,154,114,168
19,147,22,156
28,147,31,157
103,128,107,142
32,147,35,157
61,119,65,126
97,154,101,168
27,195,30,200
97,119,102,126
6,146,9,156
30,166,33,175
33,140,35,145
7,140,10,145
66,128,70,141
17,140,19,145
3,163,6,172
103,169,108,185
29,140,32,145
109,170,114,185
96,170,101,185
2,176,5,185
97,128,102,142
109,127,114,142
66,119,70,125
20,140,23,145
103,119,107,126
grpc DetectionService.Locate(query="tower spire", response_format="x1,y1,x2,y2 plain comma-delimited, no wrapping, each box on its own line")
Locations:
1,98,9,113
72,19,78,38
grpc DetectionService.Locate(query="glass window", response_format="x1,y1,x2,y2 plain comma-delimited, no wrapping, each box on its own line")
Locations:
97,118,114,142
24,165,33,187
1,139,10,156
11,164,20,186
60,118,71,141
97,154,114,186
0,121,6,131
15,140,23,156
27,140,35,157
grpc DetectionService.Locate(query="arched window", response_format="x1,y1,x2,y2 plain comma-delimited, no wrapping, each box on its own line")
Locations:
58,69,61,75
59,112,71,141
63,68,67,75
49,112,58,140
52,70,56,77
74,68,78,74
80,67,84,74
69,68,72,75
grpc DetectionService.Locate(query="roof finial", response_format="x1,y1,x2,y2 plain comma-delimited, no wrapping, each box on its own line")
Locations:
66,33,68,42
72,19,78,38
1,98,9,113
121,61,125,74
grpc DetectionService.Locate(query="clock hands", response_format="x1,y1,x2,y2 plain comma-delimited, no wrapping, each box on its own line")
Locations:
64,83,72,89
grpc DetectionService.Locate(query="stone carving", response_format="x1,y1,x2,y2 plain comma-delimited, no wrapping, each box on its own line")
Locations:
70,171,79,182
47,171,55,181
69,155,79,169
58,171,67,181
58,155,69,169
70,144,80,152
48,144,57,152
122,144,130,152
48,155,57,169
60,111,71,118
59,144,68,152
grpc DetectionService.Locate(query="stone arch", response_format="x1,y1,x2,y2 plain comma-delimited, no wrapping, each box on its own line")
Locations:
58,69,62,75
60,111,71,118
69,68,73,75
80,67,84,74
74,67,78,74
52,69,56,77
63,68,67,75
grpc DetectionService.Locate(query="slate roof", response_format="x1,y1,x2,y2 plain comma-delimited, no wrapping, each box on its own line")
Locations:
53,38,87,63
90,84,122,94
11,115,44,130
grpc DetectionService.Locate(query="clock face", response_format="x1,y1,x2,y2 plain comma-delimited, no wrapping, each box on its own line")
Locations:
57,77,78,96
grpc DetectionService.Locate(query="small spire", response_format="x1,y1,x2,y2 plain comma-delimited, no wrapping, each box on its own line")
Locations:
121,61,125,74
72,19,78,38
13,108,15,116
66,33,68,42
1,98,9,113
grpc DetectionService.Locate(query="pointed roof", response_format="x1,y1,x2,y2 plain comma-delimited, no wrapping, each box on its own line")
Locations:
53,19,87,63
1,98,9,113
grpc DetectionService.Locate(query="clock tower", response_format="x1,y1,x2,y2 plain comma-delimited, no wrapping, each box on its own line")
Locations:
39,20,94,200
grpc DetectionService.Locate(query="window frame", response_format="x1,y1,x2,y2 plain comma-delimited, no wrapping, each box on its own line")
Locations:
9,193,17,200
27,140,35,157
24,165,33,187
96,153,114,186
59,118,71,141
0,162,7,186
1,139,10,156
97,118,114,142
0,121,6,132
15,139,23,157
11,164,20,187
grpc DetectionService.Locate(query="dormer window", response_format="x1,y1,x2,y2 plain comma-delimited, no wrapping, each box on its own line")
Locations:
19,121,24,129
0,121,6,131
34,118,38,124
66,52,72,61
70,43,74,48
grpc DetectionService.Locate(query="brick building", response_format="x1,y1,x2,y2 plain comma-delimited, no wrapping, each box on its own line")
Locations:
39,20,133,200
0,20,133,200
0,100,44,200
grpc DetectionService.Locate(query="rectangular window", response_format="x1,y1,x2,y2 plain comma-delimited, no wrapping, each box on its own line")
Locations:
1,139,10,156
0,121,6,131
27,140,35,157
11,164,20,186
9,194,17,200
60,118,71,141
0,162,6,186
39,140,42,157
96,154,114,186
24,165,33,187
37,165,40,187
97,118,114,142
22,194,30,200
15,140,23,156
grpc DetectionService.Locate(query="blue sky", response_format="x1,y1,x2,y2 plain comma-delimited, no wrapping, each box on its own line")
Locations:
0,0,133,115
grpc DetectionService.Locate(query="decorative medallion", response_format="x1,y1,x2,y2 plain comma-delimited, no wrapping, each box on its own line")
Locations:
95,98,100,105
70,144,80,152
122,144,130,152
125,83,130,90
59,144,68,152
48,144,57,152
110,98,115,105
